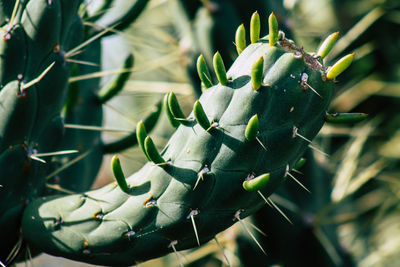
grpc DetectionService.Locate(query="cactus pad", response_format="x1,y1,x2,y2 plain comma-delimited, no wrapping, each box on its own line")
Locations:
22,14,348,265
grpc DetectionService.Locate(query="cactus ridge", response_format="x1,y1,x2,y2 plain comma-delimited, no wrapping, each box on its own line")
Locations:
21,13,351,266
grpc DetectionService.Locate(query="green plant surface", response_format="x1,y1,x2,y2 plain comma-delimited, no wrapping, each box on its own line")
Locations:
21,13,351,265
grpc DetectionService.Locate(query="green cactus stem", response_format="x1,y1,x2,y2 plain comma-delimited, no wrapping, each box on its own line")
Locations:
21,12,354,266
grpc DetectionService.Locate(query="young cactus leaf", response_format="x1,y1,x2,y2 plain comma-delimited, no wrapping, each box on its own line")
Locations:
97,54,134,104
136,120,150,160
243,173,270,192
326,53,354,80
111,155,129,192
193,100,211,130
251,57,264,90
144,136,166,165
196,54,213,88
325,112,368,123
235,24,246,55
294,158,307,170
268,12,279,46
245,114,259,141
317,32,339,59
168,92,189,124
250,11,260,44
213,52,228,85
163,93,180,128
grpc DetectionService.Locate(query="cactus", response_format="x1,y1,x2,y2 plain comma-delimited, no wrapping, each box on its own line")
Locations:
21,13,356,265
0,0,157,263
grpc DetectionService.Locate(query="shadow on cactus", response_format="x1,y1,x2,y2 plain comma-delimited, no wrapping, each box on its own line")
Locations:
20,11,363,266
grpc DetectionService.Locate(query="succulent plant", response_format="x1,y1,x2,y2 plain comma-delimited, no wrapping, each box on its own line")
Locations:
20,12,361,266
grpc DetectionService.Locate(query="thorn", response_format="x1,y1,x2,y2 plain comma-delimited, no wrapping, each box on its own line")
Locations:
5,234,22,265
292,169,303,175
7,0,20,30
187,209,200,246
308,144,330,157
286,171,311,193
266,197,293,224
30,150,79,158
300,73,322,98
21,62,55,90
292,126,312,143
256,137,268,151
205,121,219,133
46,150,92,180
305,82,322,98
235,210,267,255
64,123,131,133
214,237,231,267
65,58,99,67
97,53,134,104
45,183,76,194
26,244,33,267
29,155,47,163
169,240,184,267
68,68,134,83
65,25,115,58
193,165,210,190
257,190,273,208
